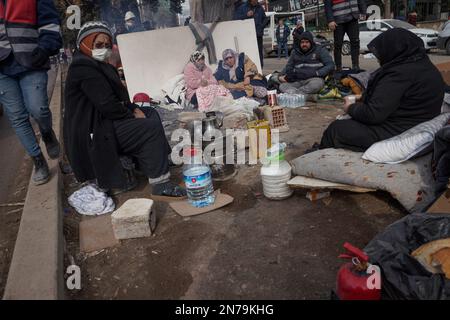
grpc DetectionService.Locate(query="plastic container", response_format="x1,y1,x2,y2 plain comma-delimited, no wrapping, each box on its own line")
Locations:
260,143,294,200
276,93,305,108
183,148,215,207
267,90,278,106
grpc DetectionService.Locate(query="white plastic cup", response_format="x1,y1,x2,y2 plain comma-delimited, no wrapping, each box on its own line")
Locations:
347,95,356,104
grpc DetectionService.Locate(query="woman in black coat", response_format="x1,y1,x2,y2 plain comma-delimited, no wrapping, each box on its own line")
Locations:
64,21,185,197
320,28,445,152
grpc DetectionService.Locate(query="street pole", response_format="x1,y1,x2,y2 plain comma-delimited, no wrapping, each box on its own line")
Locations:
317,1,320,28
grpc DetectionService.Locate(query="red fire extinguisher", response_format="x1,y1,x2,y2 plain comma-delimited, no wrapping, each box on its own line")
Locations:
336,242,381,300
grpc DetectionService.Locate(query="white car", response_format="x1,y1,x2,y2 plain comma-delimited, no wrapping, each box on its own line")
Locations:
343,19,439,55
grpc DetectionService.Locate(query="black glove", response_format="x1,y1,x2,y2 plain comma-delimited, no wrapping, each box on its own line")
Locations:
31,47,49,68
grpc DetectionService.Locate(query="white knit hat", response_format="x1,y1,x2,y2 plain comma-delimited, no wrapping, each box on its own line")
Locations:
76,21,113,49
125,11,136,21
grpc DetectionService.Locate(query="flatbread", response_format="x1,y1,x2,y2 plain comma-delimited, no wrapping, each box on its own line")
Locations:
432,248,450,279
412,238,450,274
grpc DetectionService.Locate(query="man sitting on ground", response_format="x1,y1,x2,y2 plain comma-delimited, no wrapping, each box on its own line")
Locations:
278,31,335,100
319,28,445,152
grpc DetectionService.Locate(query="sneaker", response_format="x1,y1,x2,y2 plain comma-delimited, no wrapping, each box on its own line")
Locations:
41,129,60,159
318,88,342,100
32,153,50,185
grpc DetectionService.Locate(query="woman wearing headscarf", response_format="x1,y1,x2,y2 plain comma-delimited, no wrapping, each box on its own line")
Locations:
183,51,231,111
319,28,445,152
214,49,267,101
64,22,186,198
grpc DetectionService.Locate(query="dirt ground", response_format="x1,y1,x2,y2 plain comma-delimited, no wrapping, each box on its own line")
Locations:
63,100,406,300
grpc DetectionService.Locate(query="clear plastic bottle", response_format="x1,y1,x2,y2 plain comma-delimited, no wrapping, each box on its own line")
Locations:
183,148,215,207
298,94,305,107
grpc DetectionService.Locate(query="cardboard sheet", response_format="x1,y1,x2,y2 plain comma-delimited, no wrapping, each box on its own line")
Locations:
169,190,234,217
79,214,119,253
287,175,375,193
428,189,450,214
117,20,262,99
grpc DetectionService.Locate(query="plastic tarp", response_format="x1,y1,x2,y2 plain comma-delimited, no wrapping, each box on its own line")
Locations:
364,213,450,300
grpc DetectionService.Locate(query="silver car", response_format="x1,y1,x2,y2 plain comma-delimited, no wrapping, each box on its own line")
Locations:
343,19,439,55
437,21,450,55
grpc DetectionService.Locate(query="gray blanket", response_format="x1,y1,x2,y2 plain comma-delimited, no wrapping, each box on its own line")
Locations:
291,148,437,213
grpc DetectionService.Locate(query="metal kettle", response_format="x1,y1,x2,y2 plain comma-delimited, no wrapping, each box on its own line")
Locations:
202,111,223,137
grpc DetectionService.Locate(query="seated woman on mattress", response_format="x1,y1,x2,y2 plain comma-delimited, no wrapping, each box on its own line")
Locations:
319,28,445,152
214,49,267,104
183,51,232,111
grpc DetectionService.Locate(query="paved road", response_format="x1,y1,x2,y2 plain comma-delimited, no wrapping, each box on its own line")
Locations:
0,66,57,204
264,51,450,74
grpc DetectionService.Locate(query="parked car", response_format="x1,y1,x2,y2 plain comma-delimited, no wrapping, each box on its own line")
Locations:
437,20,450,55
342,19,439,55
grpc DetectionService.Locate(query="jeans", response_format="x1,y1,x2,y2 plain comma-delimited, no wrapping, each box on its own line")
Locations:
0,71,52,157
279,77,325,94
333,18,360,69
277,41,288,59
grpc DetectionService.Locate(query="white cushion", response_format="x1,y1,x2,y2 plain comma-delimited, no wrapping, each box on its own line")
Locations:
362,113,450,164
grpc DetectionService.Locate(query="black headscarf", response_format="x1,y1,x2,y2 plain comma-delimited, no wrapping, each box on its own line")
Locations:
367,28,426,68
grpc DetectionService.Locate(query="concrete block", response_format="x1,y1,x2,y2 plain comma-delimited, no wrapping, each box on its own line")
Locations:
111,199,154,240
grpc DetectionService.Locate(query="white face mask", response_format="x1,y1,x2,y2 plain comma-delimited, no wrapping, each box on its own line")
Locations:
92,48,112,62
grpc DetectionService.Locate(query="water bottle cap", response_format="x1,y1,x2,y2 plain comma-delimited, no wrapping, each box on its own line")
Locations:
183,147,198,157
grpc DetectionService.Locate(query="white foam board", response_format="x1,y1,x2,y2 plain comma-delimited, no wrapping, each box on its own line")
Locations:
117,19,261,100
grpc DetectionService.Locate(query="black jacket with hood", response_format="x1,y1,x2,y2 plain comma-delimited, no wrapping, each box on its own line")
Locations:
285,31,335,82
348,28,445,137
64,51,135,189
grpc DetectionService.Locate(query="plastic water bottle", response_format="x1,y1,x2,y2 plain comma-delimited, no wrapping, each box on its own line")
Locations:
183,148,215,208
298,94,305,107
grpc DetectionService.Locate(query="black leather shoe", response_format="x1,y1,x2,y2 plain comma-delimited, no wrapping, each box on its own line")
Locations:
152,181,186,197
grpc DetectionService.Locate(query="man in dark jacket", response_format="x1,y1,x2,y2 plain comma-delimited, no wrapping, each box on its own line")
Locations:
320,28,445,152
64,22,186,198
0,0,62,185
278,31,335,97
234,0,268,68
324,0,366,71
292,19,305,42
276,19,290,59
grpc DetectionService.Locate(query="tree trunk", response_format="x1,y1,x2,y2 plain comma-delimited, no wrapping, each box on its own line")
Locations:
190,0,236,23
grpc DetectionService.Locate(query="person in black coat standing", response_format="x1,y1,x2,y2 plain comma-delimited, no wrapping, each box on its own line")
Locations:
324,0,366,71
64,22,186,197
234,0,268,68
320,28,445,152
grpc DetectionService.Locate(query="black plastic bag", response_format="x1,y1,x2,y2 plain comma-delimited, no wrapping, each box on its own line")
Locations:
364,213,450,300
